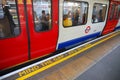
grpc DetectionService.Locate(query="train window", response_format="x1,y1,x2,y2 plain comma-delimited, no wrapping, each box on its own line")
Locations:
33,0,52,32
63,0,88,27
0,0,20,39
92,3,107,23
115,5,120,19
109,4,115,20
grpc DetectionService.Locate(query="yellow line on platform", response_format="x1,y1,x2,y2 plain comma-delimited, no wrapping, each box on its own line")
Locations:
16,31,120,80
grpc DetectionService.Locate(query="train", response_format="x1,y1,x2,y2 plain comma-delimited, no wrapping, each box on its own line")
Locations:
0,0,120,71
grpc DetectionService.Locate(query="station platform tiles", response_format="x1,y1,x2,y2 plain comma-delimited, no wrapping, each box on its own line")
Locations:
34,33,120,80
0,31,120,80
75,44,120,80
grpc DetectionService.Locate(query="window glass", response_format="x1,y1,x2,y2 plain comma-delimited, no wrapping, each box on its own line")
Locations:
0,5,4,19
0,0,20,39
33,0,51,32
115,5,120,19
63,0,88,27
92,3,107,23
109,4,115,20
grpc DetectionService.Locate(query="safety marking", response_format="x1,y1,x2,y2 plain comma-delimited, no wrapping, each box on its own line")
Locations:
15,31,120,80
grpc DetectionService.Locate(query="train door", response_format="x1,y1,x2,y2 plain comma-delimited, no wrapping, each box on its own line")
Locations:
0,0,29,70
102,1,119,35
26,0,59,59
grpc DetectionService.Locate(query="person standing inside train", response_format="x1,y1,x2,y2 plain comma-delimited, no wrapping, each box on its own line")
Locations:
73,9,80,26
40,10,48,31
98,10,103,22
63,14,72,27
2,0,16,35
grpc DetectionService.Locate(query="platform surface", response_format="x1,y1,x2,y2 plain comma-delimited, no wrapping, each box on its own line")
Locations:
34,33,120,80
75,45,120,80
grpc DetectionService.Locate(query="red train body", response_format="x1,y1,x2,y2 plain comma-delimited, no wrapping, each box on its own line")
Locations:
102,0,120,35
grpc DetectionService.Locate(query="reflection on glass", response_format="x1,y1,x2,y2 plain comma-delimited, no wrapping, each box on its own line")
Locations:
33,0,52,32
109,4,115,20
92,3,107,23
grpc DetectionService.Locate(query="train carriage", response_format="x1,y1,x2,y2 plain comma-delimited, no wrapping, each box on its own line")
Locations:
0,0,119,71
58,0,109,49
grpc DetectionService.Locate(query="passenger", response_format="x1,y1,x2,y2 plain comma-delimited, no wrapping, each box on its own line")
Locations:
34,11,38,21
73,9,80,26
46,13,51,29
46,13,50,21
98,10,103,22
39,10,48,30
2,0,16,35
92,15,98,23
34,11,42,31
63,15,72,27
82,13,87,24
67,11,72,20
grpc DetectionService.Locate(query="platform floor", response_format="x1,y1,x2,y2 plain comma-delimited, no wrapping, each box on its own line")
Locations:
26,34,120,80
75,45,120,80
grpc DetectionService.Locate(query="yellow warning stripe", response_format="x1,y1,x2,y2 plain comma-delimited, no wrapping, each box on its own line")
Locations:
16,31,120,80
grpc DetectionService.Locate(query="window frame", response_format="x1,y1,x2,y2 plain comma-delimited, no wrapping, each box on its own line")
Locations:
63,0,89,28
